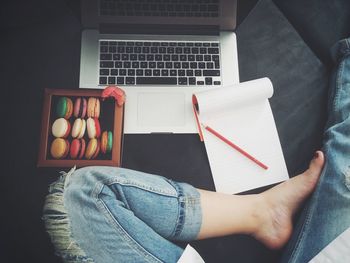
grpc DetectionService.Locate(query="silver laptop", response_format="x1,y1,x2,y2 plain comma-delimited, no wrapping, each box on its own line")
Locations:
79,0,239,133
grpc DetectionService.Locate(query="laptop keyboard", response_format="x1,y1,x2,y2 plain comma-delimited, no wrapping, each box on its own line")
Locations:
99,40,222,86
99,0,220,18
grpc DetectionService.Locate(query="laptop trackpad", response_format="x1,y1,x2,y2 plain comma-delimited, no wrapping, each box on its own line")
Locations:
137,92,186,127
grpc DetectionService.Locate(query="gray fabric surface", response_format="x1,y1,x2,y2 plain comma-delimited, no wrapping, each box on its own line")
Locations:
236,0,329,177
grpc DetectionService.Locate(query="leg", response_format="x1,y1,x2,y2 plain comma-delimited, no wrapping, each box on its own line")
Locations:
63,167,202,263
281,38,350,262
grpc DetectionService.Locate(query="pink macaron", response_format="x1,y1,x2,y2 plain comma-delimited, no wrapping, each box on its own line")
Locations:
73,97,87,118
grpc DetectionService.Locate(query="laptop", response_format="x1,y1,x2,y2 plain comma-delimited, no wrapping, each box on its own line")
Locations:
79,0,239,133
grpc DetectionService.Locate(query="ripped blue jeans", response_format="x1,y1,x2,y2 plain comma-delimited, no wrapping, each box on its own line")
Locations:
280,38,350,262
43,38,350,263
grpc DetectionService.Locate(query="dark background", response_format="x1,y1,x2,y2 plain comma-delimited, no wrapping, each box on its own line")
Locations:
2,0,350,262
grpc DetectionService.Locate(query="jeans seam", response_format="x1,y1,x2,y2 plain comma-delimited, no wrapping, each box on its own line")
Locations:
102,176,178,198
333,57,344,113
92,182,163,263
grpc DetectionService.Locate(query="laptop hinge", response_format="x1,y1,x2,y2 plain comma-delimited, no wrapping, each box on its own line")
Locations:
100,24,219,36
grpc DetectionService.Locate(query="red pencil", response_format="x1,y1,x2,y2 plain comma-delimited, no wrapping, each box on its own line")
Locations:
201,123,268,170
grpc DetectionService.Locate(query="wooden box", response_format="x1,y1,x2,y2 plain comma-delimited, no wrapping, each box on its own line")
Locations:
37,88,124,167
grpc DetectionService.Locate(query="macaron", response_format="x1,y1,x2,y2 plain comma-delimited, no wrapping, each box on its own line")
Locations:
73,97,87,118
50,138,70,159
87,117,101,138
52,118,71,138
85,138,100,159
101,131,113,154
70,138,86,159
71,118,86,139
56,97,73,119
87,97,100,118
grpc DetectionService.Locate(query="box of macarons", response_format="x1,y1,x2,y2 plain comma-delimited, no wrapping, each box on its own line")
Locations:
37,87,125,167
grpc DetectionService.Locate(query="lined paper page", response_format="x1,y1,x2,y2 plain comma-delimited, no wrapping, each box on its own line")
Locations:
194,78,289,194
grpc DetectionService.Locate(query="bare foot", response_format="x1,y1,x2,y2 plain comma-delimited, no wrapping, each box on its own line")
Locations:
253,151,325,249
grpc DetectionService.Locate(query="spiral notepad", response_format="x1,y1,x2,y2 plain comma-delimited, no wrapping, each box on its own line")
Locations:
193,78,289,194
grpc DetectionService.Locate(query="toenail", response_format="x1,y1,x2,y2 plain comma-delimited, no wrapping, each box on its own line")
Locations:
313,152,319,159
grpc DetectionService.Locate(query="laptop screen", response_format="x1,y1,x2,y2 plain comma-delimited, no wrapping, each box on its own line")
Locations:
82,0,237,31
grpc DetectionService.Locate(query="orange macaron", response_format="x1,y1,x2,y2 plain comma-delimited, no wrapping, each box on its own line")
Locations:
85,138,100,159
101,131,113,154
87,97,100,118
50,138,70,159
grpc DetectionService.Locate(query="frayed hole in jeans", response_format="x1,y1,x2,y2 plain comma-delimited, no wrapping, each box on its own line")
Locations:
344,166,350,191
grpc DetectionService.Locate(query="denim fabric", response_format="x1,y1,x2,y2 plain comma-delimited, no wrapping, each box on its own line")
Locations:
281,38,350,263
58,166,202,263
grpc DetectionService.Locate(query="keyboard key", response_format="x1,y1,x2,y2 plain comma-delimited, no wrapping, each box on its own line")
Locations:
126,47,133,53
100,61,114,68
145,69,152,76
151,47,158,53
167,47,175,53
136,77,177,85
178,77,187,85
115,61,122,68
99,77,107,84
100,46,108,53
147,54,154,61
140,62,148,68
189,77,196,85
119,69,127,76
100,69,109,75
190,62,198,69
110,69,118,75
205,77,212,85
204,55,211,61
184,47,191,54
203,70,220,76
211,43,219,47
163,54,171,61
214,81,221,85
157,62,165,68
113,54,121,60
165,62,173,68
100,41,108,45
182,62,189,69
171,54,179,61
175,47,183,54
186,70,194,76
155,54,162,61
178,70,185,76
188,55,195,61
132,62,139,68
136,69,144,76
123,62,131,68
100,53,112,60
198,62,205,69
142,47,150,53
138,54,146,61
208,48,219,54
159,47,166,53
192,47,199,54
130,54,137,60
161,69,169,76
121,54,129,60
117,46,125,53
109,46,116,53
170,70,177,76
134,47,142,53
195,70,202,76
126,77,135,84
153,69,160,76
203,42,210,47
197,81,204,85
149,62,156,68
206,62,214,69
180,55,187,61
174,62,181,68
200,48,207,54
117,77,124,84
128,69,135,76
108,76,116,84
196,55,203,61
